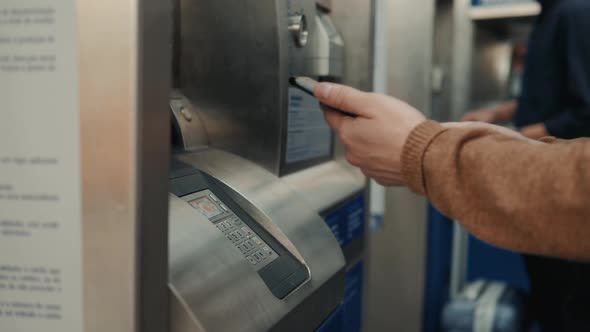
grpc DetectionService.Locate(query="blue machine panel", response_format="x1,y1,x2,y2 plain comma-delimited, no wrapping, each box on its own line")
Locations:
343,261,364,332
325,212,345,247
317,194,365,332
323,195,365,248
316,306,344,332
316,261,364,332
471,0,526,6
344,197,364,247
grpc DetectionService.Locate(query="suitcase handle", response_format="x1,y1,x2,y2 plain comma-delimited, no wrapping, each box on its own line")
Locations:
474,282,507,332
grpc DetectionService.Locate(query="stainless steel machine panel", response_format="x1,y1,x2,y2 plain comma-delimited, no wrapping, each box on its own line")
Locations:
282,159,364,213
169,148,346,332
170,91,209,152
178,0,336,176
282,159,366,264
312,11,345,79
78,0,172,331
170,166,310,300
170,1,364,331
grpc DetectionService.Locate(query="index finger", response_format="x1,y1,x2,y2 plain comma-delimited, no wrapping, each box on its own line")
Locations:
314,83,373,118
323,107,351,133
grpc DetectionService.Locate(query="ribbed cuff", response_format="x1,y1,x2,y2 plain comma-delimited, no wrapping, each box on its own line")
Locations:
401,120,447,195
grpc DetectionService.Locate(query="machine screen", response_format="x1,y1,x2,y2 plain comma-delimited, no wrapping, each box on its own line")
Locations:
185,189,279,270
188,196,224,219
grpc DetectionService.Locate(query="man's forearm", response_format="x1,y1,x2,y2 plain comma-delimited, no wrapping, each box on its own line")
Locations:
312,81,590,261
402,121,590,261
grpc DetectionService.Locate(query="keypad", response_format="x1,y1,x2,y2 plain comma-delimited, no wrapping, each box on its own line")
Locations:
213,219,277,267
186,189,279,270
223,219,269,259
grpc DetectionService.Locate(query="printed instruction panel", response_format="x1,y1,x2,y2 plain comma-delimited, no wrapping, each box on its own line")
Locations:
0,1,83,331
286,87,332,164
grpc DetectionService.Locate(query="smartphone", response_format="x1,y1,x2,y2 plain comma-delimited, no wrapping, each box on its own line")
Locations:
289,76,317,96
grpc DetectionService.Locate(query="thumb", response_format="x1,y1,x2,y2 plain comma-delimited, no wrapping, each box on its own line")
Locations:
314,82,373,118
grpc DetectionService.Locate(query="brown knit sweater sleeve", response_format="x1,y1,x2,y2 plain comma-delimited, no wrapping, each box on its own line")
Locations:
401,120,590,261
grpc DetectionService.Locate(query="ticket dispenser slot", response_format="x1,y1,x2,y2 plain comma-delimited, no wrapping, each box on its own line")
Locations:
169,161,309,299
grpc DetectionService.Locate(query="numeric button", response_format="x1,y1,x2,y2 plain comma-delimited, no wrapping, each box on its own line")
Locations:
251,237,263,246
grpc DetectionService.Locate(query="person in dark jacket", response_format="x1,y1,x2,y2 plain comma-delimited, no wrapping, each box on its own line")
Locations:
462,0,590,330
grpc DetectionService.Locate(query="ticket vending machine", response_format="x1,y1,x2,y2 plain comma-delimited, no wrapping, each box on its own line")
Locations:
168,0,366,331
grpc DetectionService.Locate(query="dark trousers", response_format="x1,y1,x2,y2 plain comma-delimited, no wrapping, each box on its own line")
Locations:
525,255,590,332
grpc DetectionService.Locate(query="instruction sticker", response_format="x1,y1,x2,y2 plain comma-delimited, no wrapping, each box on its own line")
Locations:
0,1,83,331
286,87,332,164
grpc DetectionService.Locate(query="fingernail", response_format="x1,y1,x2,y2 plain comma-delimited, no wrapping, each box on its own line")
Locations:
316,83,333,99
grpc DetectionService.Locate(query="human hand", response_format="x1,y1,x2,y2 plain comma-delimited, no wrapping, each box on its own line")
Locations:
314,83,426,186
519,123,549,140
461,108,497,123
